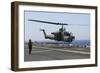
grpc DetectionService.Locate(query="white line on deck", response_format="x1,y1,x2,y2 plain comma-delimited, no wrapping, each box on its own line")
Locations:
32,46,90,55
31,50,52,53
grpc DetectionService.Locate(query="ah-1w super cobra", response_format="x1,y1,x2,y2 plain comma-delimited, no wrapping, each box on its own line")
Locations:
28,19,75,43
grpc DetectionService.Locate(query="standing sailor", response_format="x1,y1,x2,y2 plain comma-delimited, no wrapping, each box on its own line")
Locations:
28,39,32,54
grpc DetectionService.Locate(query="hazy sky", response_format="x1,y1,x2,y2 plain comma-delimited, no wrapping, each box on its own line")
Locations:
24,11,90,42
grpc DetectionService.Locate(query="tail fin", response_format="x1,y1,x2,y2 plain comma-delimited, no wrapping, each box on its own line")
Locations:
40,29,47,38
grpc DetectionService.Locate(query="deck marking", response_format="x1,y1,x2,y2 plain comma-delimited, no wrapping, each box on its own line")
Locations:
32,46,90,55
31,50,52,53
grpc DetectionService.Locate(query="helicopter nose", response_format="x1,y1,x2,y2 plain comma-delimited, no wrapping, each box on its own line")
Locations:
72,36,75,39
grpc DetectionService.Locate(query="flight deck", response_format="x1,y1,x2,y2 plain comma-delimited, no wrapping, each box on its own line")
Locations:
24,43,90,61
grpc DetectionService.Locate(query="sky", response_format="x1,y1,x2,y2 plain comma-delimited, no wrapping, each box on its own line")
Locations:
24,11,90,42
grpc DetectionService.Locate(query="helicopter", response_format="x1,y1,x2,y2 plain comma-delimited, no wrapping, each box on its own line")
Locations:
28,19,75,43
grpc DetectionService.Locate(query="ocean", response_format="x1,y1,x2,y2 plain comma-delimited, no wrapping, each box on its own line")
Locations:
72,40,90,46
25,40,90,47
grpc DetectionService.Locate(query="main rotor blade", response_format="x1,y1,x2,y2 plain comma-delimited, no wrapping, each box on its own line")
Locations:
68,24,89,26
28,19,68,25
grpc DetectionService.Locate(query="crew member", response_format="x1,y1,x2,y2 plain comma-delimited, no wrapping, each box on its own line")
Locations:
28,39,32,54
